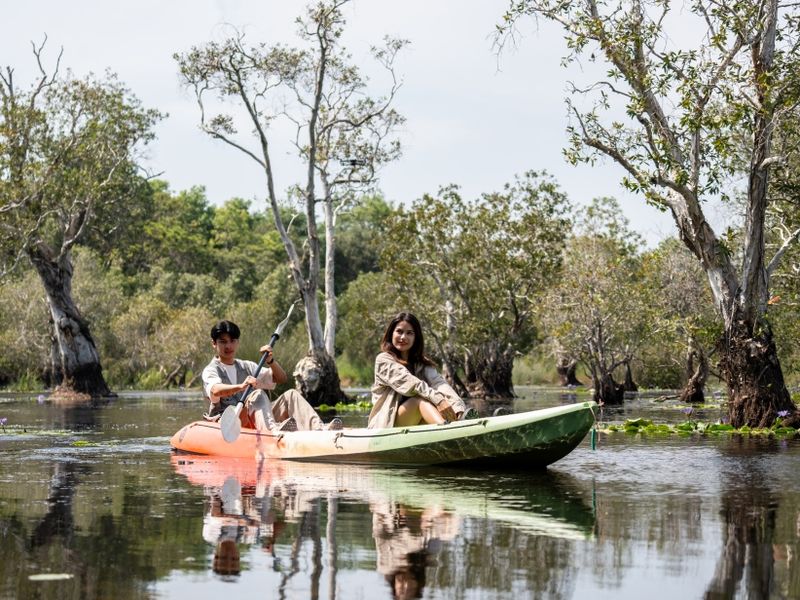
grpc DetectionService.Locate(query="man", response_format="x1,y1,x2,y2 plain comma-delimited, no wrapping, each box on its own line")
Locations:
202,320,341,432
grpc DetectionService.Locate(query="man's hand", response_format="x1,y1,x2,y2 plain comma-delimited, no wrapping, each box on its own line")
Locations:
259,344,275,364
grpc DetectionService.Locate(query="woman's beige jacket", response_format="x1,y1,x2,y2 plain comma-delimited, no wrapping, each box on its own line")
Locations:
368,351,466,429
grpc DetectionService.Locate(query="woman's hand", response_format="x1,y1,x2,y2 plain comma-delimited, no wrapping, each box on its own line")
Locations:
438,401,457,422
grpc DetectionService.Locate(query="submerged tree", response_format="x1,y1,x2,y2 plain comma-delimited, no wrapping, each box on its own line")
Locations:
382,172,571,398
542,198,650,404
501,0,800,426
641,238,720,402
0,41,161,396
175,0,404,405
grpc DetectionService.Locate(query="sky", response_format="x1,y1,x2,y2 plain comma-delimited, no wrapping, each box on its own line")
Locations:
5,0,725,246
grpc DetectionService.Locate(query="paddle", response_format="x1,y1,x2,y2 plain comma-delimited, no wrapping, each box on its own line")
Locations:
220,304,296,443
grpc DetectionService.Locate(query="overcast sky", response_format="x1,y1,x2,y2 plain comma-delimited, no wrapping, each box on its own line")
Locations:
5,0,723,246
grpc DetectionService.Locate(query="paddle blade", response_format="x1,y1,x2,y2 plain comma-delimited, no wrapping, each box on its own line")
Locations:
221,404,242,443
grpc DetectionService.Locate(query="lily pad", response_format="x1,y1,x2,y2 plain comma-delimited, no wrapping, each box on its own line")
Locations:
29,573,74,581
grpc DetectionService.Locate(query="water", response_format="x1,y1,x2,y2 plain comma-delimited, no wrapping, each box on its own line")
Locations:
1,388,799,599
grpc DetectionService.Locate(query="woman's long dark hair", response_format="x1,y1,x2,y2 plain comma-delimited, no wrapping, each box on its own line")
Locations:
380,312,435,371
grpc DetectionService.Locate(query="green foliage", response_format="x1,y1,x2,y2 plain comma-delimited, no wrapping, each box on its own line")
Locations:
138,183,216,276
513,353,562,386
0,49,162,272
601,418,798,437
337,271,397,374
380,171,572,377
333,195,397,294
0,269,49,384
501,1,800,418
317,400,372,412
541,198,649,389
335,354,375,387
0,44,162,392
636,238,721,389
766,108,800,384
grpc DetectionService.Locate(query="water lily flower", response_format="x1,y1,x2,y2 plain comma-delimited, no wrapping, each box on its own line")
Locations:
0,417,6,432
777,410,790,418
681,407,694,415
37,394,46,404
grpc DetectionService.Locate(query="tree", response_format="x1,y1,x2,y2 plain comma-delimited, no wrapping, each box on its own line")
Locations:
542,198,650,404
501,0,800,426
640,238,720,401
139,183,216,278
382,172,571,398
332,194,395,295
337,270,401,378
0,41,161,396
175,0,404,405
763,107,800,383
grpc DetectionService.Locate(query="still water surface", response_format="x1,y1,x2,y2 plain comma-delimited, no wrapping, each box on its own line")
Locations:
1,389,799,599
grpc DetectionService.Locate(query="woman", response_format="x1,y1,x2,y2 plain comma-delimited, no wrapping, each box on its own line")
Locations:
368,312,468,429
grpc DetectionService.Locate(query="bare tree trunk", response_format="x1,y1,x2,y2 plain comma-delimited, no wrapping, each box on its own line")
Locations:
441,357,469,398
293,280,346,405
679,337,707,404
622,360,637,393
163,364,187,388
703,458,777,599
468,343,515,398
556,357,583,386
592,371,624,405
326,495,338,600
718,319,793,428
294,348,347,407
28,247,112,397
322,181,337,358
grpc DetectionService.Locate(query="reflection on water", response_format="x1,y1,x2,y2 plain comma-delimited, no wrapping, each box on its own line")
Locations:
171,455,596,599
0,390,799,598
703,438,799,600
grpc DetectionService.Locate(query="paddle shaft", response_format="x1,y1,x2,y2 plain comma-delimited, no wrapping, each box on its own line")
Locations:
231,331,280,408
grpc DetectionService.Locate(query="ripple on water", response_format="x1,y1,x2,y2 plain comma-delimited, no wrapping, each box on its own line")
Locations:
569,433,800,488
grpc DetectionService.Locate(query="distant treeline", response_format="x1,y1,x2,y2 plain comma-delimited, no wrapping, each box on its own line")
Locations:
1,178,799,394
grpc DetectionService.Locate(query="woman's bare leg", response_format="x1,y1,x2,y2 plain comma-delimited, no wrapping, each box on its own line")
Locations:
395,397,445,426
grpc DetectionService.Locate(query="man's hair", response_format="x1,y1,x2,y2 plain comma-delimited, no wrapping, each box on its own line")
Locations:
210,320,241,341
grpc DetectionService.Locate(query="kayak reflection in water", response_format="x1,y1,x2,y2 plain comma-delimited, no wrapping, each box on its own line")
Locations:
372,498,461,600
369,312,468,429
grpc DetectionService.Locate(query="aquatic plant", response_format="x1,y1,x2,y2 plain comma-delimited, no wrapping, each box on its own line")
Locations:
317,400,373,413
600,418,797,438
0,417,6,432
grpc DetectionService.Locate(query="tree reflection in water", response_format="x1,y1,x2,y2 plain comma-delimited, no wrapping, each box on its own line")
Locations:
704,437,796,599
29,460,88,552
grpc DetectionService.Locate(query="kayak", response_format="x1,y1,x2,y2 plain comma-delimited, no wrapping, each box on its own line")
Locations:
170,401,597,468
171,455,597,540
